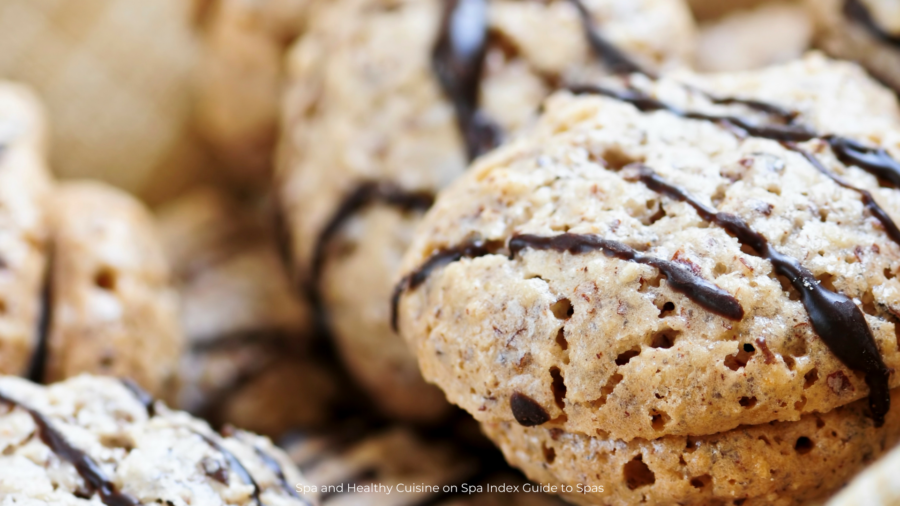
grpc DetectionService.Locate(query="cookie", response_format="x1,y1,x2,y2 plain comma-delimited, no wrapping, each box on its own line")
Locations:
283,423,568,505
0,83,53,376
278,0,696,423
686,0,776,21
43,182,183,400
695,2,813,72
807,0,900,93
484,389,900,506
0,0,214,200
394,54,900,502
194,0,313,183
156,188,338,437
0,374,314,505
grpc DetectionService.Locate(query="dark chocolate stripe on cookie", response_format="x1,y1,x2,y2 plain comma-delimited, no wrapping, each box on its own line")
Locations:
432,0,502,160
0,392,141,506
253,444,311,503
568,0,651,76
625,164,891,426
508,233,744,320
844,0,900,49
391,240,494,331
26,260,52,383
120,378,156,417
195,432,263,506
312,181,434,295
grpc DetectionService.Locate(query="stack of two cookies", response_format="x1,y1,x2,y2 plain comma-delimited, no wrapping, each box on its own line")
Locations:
393,55,900,505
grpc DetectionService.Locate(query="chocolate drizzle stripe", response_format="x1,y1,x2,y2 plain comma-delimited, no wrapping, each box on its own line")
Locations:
27,251,53,383
508,234,744,320
626,164,890,426
786,143,900,246
432,0,502,161
195,432,262,506
311,182,434,295
120,378,155,417
0,392,141,506
568,0,651,76
826,135,900,189
844,0,900,48
390,241,492,331
252,444,310,503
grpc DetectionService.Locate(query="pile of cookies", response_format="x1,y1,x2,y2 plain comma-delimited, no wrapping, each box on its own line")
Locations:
3,0,900,504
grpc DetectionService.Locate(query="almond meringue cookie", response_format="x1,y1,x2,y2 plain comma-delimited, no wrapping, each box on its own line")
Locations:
0,374,314,506
395,54,900,504
277,0,696,423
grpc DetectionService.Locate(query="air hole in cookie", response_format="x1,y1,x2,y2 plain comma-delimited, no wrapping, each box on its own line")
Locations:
678,455,687,466
816,418,825,429
647,203,666,225
774,274,801,301
590,374,624,408
862,291,878,317
815,273,837,292
99,355,115,370
599,147,640,171
782,355,796,371
734,499,747,506
758,435,771,446
623,455,655,490
803,369,819,389
616,348,640,366
542,444,556,464
739,396,757,408
555,329,568,351
794,437,814,454
794,396,807,412
550,367,567,410
689,475,711,489
650,329,678,349
94,267,117,291
685,437,700,453
551,298,573,320
657,302,676,318
649,410,670,431
99,433,134,451
638,274,663,293
885,268,896,280
724,344,755,371
0,299,7,314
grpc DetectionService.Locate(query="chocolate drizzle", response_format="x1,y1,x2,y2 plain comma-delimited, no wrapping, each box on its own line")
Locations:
120,378,155,417
0,392,142,506
390,240,493,331
568,0,650,76
311,182,434,294
195,432,262,506
432,0,502,160
625,164,891,426
826,135,900,189
844,0,900,48
509,392,551,426
509,233,744,320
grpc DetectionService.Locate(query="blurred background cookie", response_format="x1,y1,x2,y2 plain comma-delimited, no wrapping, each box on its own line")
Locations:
0,0,217,202
156,187,351,437
43,182,183,401
277,0,697,424
193,0,314,185
807,0,900,93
